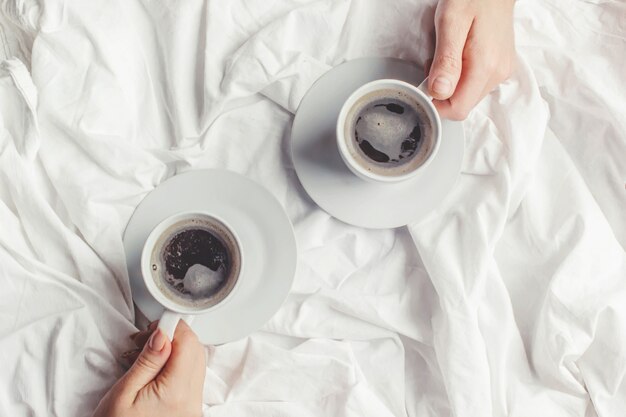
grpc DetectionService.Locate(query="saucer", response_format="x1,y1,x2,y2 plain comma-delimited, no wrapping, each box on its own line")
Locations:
291,57,465,229
123,170,297,345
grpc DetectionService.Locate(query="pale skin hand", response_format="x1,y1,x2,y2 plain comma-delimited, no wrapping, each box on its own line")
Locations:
427,0,516,120
93,321,206,417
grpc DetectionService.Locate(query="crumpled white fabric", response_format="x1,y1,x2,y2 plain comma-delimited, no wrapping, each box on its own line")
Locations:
0,0,624,417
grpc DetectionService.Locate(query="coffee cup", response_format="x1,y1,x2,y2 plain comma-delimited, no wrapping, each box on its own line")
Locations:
336,78,441,183
141,211,243,340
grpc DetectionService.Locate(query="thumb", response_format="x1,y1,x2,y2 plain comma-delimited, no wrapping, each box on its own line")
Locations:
117,328,172,399
429,9,472,99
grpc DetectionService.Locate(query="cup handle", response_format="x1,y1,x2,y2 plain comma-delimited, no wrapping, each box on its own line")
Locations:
417,78,433,100
157,310,195,341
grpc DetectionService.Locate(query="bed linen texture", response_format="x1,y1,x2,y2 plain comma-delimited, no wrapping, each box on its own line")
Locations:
0,0,624,416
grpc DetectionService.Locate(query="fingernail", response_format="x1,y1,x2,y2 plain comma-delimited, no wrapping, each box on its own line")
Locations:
432,77,452,95
148,328,167,352
121,349,140,358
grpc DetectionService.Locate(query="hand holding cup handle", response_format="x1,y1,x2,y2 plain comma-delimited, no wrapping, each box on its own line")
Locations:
158,311,195,341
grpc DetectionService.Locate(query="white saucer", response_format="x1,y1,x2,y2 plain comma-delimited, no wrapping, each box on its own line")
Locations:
123,170,297,345
291,58,465,229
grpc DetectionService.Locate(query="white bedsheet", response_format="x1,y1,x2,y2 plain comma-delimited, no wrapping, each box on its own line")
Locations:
0,0,624,416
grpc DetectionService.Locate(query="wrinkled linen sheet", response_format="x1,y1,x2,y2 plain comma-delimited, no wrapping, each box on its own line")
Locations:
0,0,625,416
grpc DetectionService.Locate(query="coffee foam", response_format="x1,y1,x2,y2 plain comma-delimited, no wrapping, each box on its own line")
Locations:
344,88,435,176
149,218,241,310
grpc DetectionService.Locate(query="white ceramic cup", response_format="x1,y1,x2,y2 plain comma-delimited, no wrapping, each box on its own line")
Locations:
141,211,243,341
336,78,442,183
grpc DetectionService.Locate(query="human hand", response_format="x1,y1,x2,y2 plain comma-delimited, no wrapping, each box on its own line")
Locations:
92,320,206,417
427,0,516,120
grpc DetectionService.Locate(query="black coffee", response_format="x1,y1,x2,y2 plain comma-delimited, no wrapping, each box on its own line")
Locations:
345,89,434,176
150,218,240,309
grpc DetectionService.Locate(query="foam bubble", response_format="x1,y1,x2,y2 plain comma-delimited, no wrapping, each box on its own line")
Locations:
183,263,226,297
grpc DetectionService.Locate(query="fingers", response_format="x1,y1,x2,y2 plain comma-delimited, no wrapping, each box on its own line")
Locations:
116,328,172,401
428,2,472,100
130,329,153,350
434,14,514,121
433,56,489,120
427,0,516,120
123,321,159,367
121,348,142,368
157,320,206,398
129,321,158,342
